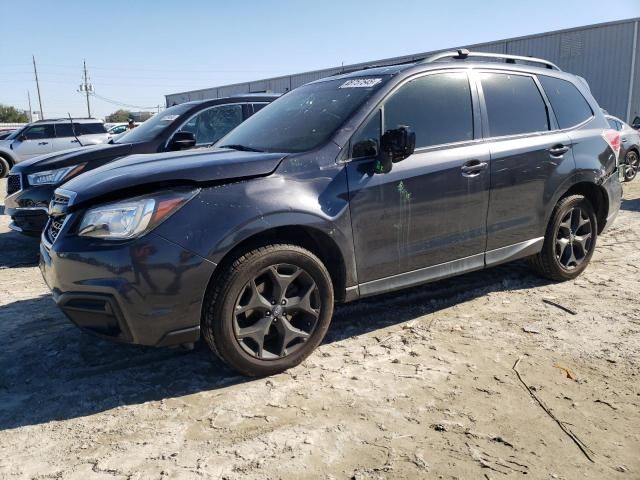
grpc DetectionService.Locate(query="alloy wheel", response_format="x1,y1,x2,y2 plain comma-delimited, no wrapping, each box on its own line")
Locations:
624,151,639,181
233,263,321,359
555,207,593,270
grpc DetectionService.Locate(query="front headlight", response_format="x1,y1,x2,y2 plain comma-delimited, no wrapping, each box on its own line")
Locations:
78,189,198,240
28,164,85,186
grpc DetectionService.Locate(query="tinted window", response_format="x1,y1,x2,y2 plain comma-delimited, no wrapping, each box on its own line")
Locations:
55,123,74,137
252,103,268,114
114,103,192,144
219,76,390,153
180,104,244,145
23,125,54,140
384,73,473,148
607,118,621,131
351,110,381,158
480,73,549,137
538,75,593,129
75,123,107,135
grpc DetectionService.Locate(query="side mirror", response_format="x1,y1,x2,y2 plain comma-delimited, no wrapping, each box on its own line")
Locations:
168,131,196,151
18,134,26,142
381,126,415,163
352,138,379,159
632,122,640,131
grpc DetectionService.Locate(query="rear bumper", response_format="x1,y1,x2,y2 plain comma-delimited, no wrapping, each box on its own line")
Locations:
40,225,217,347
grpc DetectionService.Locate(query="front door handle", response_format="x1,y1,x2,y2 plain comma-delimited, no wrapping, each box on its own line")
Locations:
548,144,570,157
71,140,79,143
461,159,488,177
38,141,48,146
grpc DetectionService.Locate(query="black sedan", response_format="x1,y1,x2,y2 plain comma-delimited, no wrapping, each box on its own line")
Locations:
5,94,279,235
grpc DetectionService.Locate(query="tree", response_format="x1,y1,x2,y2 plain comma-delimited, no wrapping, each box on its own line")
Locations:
0,104,29,123
105,109,132,123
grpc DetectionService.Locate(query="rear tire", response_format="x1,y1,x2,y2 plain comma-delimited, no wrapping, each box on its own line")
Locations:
528,195,597,281
0,156,10,178
202,244,334,377
623,150,638,181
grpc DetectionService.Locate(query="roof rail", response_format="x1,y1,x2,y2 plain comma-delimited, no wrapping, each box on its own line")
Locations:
422,49,561,71
33,117,97,123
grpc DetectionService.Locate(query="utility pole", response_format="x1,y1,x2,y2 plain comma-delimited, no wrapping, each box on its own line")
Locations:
32,55,44,120
27,91,33,122
79,60,92,118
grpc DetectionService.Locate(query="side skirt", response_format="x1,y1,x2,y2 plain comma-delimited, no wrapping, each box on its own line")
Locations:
351,237,544,300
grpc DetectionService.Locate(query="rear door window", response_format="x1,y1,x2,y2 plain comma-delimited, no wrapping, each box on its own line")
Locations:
538,75,593,129
55,124,75,137
75,123,107,135
383,72,474,148
479,73,549,137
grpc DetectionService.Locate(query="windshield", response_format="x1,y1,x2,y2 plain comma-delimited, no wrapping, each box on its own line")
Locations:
218,76,390,153
114,103,192,144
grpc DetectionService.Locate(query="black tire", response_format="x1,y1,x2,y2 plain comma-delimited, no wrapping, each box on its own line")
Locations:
0,156,10,179
623,150,639,182
202,244,334,377
528,195,598,281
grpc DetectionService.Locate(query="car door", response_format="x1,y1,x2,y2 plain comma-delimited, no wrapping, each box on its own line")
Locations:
11,124,54,159
346,71,490,289
174,104,245,148
53,123,81,150
477,71,575,257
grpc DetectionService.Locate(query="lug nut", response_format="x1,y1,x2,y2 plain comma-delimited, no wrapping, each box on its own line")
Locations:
271,300,276,305
281,299,286,305
266,311,271,316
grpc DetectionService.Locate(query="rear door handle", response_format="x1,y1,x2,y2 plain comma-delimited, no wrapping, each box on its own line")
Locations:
548,144,570,157
461,159,488,177
38,141,48,145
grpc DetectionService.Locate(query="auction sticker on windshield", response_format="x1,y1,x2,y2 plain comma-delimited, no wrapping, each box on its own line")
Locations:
339,78,383,88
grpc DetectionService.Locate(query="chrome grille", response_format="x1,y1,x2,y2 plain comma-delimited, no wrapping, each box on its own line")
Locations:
46,215,67,243
7,174,21,195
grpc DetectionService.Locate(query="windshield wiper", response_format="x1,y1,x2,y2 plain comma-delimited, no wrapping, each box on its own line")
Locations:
219,144,263,152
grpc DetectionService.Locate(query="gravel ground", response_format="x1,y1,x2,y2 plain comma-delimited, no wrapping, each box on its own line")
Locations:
0,177,638,480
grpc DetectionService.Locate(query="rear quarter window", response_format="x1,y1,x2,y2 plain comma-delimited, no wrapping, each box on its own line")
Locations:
538,75,593,129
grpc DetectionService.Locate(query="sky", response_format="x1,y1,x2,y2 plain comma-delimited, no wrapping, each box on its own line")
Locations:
1,0,638,120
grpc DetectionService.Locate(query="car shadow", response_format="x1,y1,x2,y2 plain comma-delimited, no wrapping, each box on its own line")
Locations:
0,259,549,431
0,230,40,268
621,196,640,212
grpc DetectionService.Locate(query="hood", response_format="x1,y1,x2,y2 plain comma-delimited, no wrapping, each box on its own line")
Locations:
11,143,133,173
61,148,287,207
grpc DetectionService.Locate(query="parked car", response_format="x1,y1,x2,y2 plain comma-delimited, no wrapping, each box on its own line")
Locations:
39,50,622,376
0,118,109,178
5,95,278,235
0,129,17,140
606,114,639,181
107,124,128,136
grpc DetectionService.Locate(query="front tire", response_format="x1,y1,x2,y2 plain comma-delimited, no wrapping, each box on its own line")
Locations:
202,244,334,377
623,150,639,181
0,156,10,178
528,195,597,281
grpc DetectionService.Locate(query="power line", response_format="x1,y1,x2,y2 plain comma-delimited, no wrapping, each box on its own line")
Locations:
90,92,159,111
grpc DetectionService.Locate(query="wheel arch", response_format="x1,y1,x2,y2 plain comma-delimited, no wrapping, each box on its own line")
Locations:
0,150,15,168
206,223,351,304
555,181,609,234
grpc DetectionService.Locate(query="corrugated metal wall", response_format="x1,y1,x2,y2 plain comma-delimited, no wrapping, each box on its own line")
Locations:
165,18,639,121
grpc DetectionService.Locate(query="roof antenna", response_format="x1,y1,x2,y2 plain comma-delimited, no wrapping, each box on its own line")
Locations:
455,48,470,59
67,113,84,147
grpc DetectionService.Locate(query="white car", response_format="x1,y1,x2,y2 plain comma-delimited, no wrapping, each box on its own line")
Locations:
0,118,109,177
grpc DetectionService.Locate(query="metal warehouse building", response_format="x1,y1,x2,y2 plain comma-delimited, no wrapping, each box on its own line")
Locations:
166,17,640,123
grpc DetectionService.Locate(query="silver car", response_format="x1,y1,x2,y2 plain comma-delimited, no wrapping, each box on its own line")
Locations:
606,115,640,182
0,118,109,177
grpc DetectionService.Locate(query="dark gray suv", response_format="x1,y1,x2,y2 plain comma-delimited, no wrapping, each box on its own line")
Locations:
40,50,622,376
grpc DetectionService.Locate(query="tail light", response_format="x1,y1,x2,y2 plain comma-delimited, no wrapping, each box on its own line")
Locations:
602,129,621,164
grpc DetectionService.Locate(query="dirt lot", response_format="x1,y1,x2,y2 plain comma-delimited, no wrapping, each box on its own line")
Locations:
0,178,638,480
